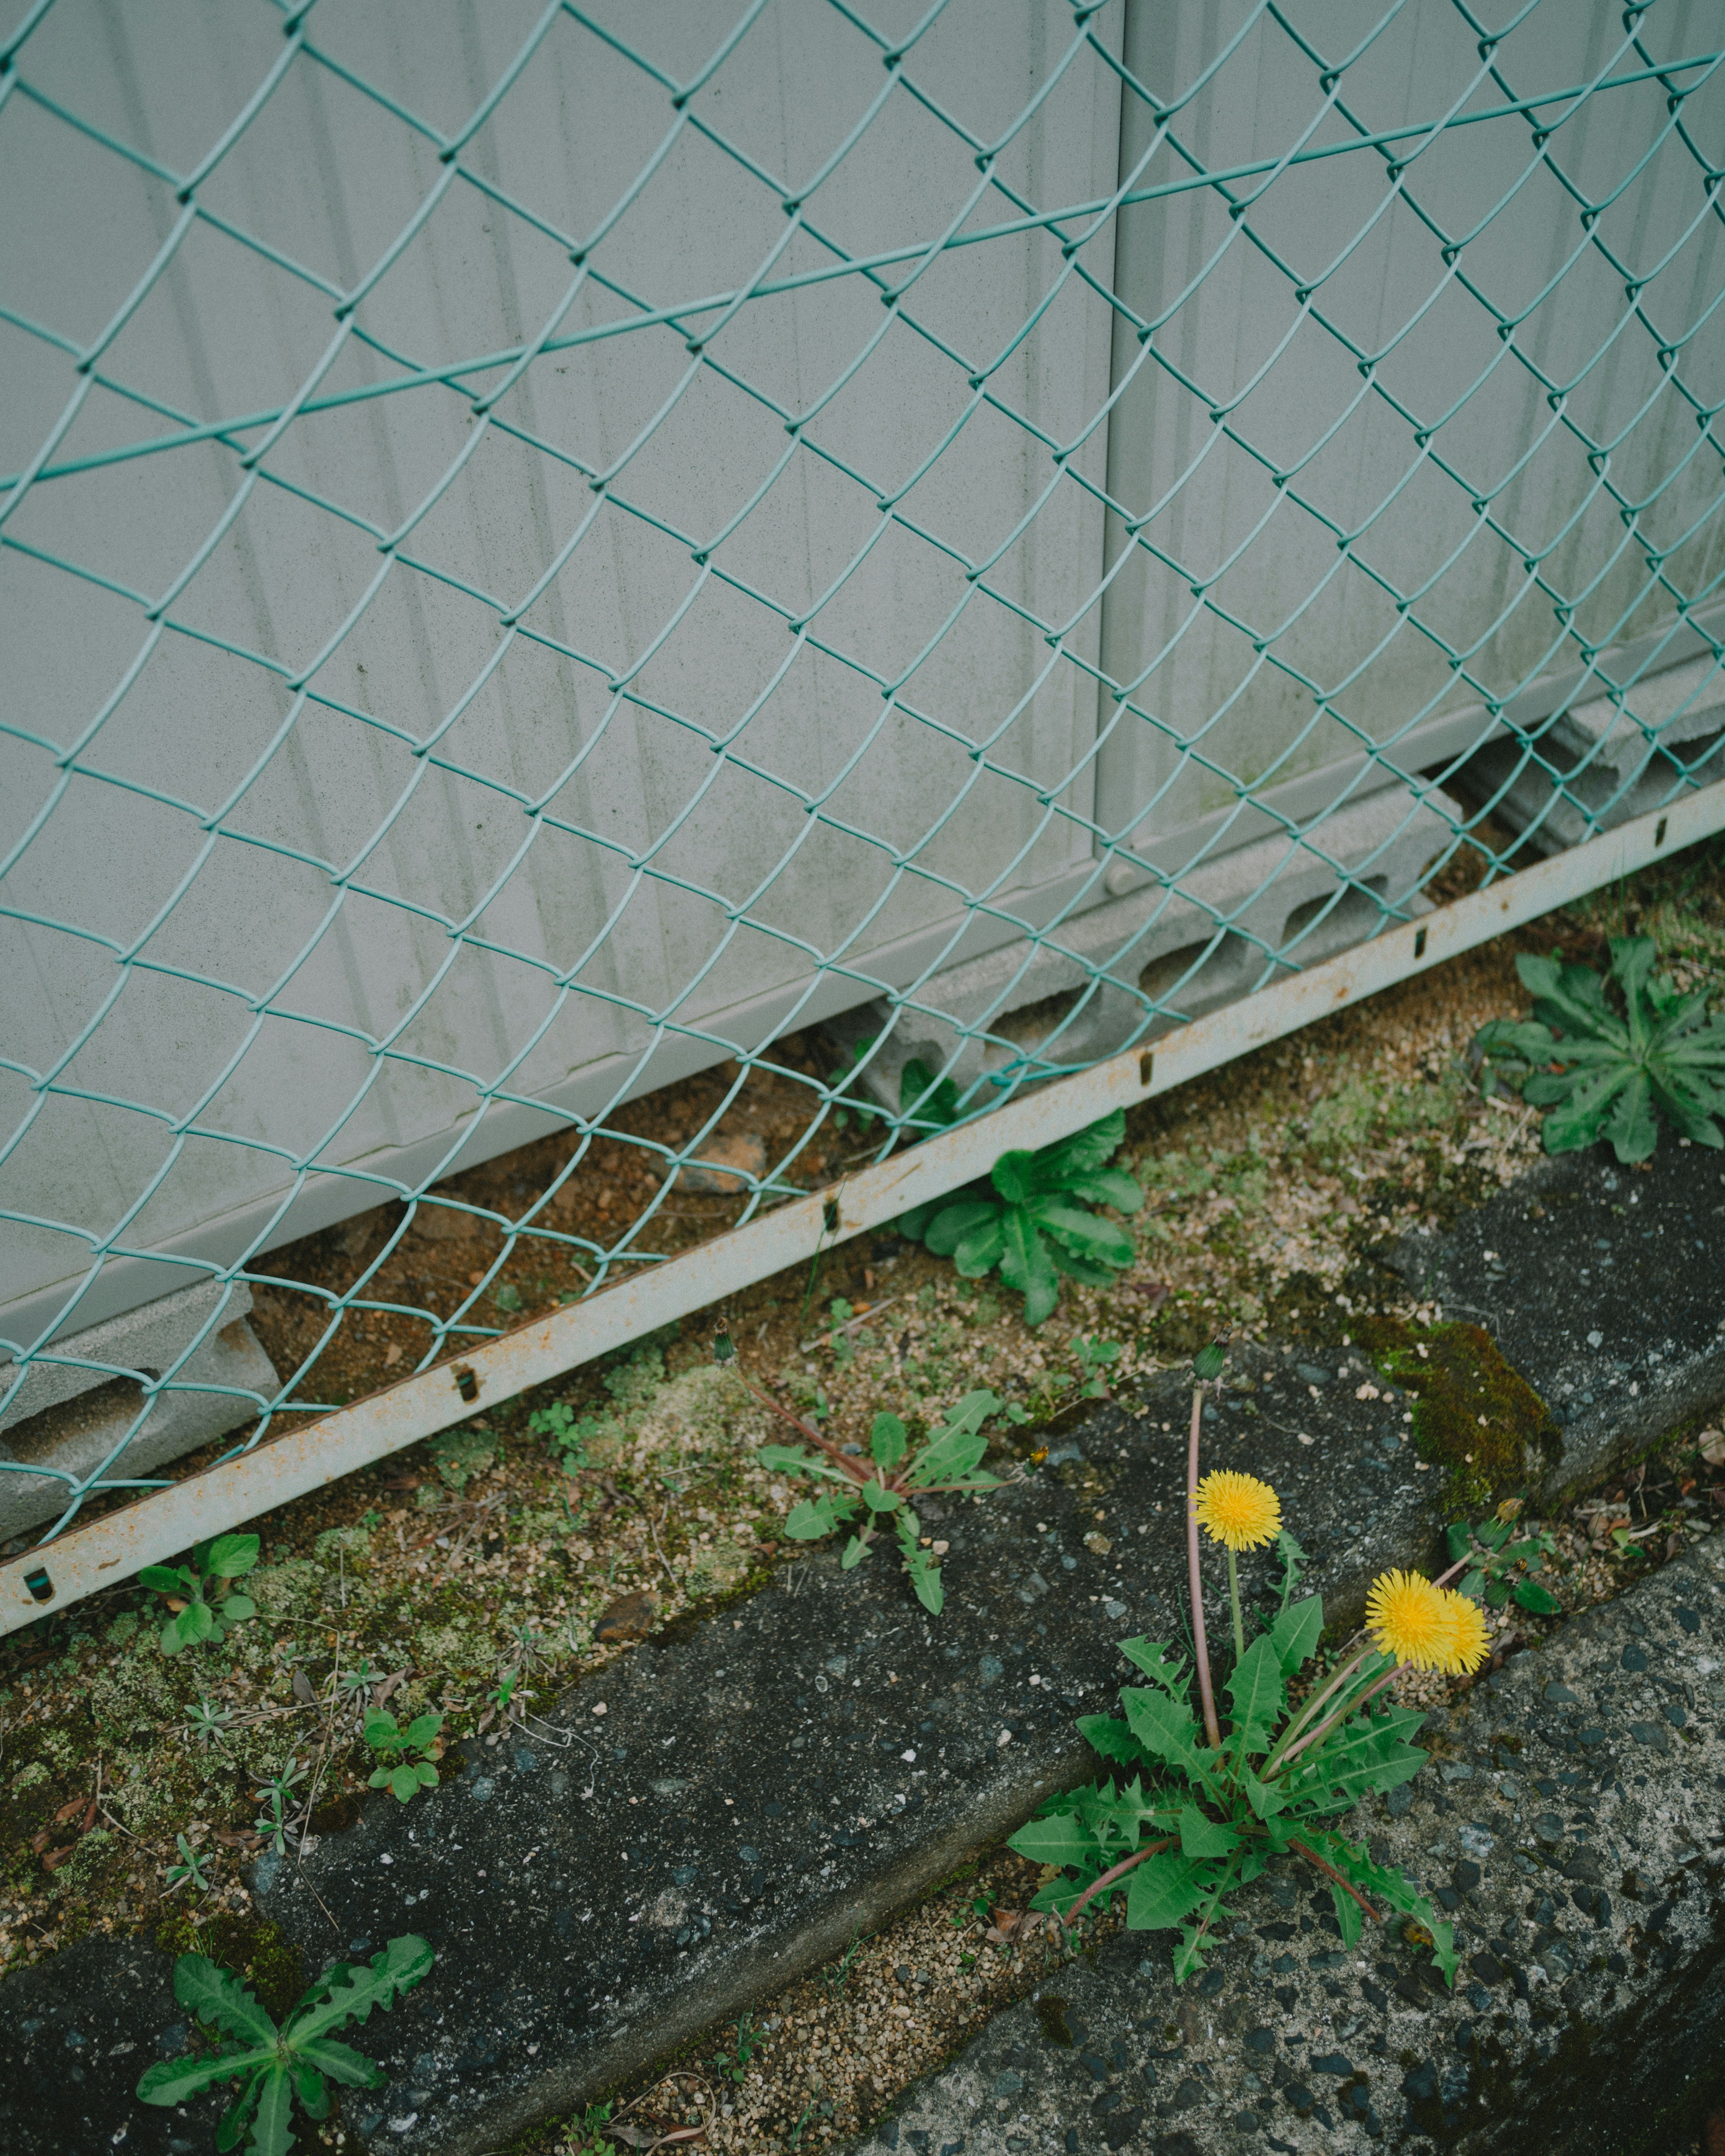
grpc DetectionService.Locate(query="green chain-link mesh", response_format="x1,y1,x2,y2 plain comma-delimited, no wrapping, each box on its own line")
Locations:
1,0,1721,1546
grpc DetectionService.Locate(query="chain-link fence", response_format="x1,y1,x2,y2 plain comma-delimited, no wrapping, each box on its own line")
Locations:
3,0,1723,1600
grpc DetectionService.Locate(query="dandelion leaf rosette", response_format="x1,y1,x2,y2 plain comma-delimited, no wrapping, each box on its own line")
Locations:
138,1936,432,2156
1475,936,1725,1162
1019,1606,1457,1988
898,1110,1145,1325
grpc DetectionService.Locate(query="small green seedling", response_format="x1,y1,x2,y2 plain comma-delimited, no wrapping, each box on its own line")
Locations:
140,1534,261,1655
712,2011,767,2085
166,1833,213,1896
366,1709,443,1802
1474,936,1725,1162
898,1110,1145,1326
529,1399,606,1474
1446,1504,1561,1615
338,1659,386,1704
185,1697,234,1746
745,1376,1003,1615
253,1759,310,1855
136,1935,433,2156
566,2103,620,2156
1072,1335,1123,1398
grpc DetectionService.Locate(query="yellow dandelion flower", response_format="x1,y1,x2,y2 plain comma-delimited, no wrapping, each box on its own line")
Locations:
1193,1471,1282,1551
1437,1590,1490,1676
1364,1568,1453,1669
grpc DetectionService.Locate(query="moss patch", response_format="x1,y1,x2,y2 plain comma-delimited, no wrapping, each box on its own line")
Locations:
153,1910,305,2022
1356,1317,1561,1508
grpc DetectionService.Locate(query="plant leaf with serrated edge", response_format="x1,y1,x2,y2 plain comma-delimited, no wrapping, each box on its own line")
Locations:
998,1205,1059,1326
905,1391,998,1485
925,1199,1001,1257
213,2070,264,2156
213,2070,265,2154
893,1511,943,1614
784,1493,861,1540
172,1951,279,2048
1178,1804,1238,1859
1008,1810,1097,1869
1513,1577,1561,1614
1125,1849,1216,1930
1046,1241,1119,1286
1075,1715,1147,1766
1117,1639,1190,1697
1268,1594,1322,1676
1121,1687,1216,1794
1330,1882,1364,1949
246,2063,297,2156
138,2046,274,2107
1242,1766,1288,1819
870,1414,907,1470
290,2055,332,2119
951,1212,1008,1277
1284,1716,1426,1811
284,1935,434,2045
295,2038,388,2090
1314,1834,1457,1985
1061,1166,1145,1213
1225,1635,1285,1756
861,1481,902,1512
1027,1197,1134,1268
1026,1110,1127,1186
839,1533,869,1569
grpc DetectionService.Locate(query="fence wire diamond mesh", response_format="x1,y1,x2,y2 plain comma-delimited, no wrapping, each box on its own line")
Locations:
1,0,1723,1557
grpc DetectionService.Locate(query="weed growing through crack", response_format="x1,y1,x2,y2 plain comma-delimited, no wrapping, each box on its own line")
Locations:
140,1533,261,1654
136,1932,432,2154
1446,1499,1562,1614
1014,1340,1486,1985
821,1931,864,2003
251,1759,310,1855
164,1832,213,1897
712,2011,768,2086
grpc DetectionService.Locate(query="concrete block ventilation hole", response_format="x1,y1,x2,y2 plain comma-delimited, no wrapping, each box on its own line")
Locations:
1455,645,1725,857
0,1278,278,1546
825,785,1451,1108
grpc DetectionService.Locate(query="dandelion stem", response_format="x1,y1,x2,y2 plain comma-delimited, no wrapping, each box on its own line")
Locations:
1227,1548,1244,1661
1185,1385,1221,1749
1062,1837,1174,1928
1289,1838,1382,1923
1261,1641,1376,1776
1279,1668,1400,1769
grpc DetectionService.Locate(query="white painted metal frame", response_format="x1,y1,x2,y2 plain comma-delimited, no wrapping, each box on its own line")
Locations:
7,778,1721,1635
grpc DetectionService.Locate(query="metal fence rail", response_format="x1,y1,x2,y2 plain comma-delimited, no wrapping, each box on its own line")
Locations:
3,0,1723,1623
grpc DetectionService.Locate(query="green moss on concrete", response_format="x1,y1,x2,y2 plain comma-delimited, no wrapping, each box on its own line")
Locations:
1356,1315,1561,1508
153,1908,305,2022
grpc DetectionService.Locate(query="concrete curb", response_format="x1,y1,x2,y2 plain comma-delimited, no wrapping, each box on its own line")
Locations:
841,1532,1725,2155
